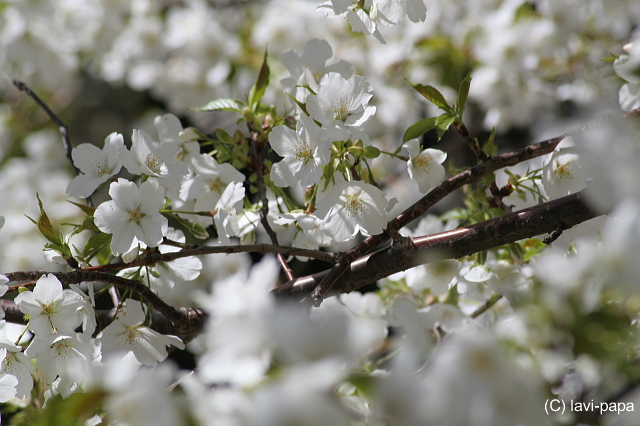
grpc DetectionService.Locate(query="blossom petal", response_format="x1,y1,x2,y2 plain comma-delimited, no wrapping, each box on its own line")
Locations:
109,179,141,211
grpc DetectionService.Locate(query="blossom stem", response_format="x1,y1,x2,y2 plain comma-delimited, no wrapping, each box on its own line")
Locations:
12,80,94,207
379,150,408,161
248,127,295,281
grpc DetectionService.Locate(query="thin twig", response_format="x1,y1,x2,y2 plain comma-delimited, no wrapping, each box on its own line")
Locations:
12,80,93,207
470,294,503,318
454,121,490,161
248,132,295,281
81,240,337,272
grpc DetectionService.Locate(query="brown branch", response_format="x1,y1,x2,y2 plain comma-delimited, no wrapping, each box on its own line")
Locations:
82,241,337,273
277,190,600,300
308,133,566,305
454,121,490,161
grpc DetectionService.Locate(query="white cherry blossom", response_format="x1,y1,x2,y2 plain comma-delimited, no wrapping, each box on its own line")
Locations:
542,147,589,200
180,156,245,226
25,333,93,397
403,139,447,193
614,38,640,111
0,340,35,399
306,72,376,142
0,350,17,403
316,180,389,242
66,132,124,198
280,38,352,94
94,178,168,256
14,274,84,337
214,182,246,246
269,115,331,188
98,299,184,367
119,129,188,178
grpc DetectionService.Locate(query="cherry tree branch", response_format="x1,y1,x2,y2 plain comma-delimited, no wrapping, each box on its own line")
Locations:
81,241,337,273
308,133,567,305
277,190,600,300
0,191,600,339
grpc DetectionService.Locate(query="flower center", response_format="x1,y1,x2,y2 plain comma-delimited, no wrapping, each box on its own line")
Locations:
41,302,57,319
414,155,432,173
91,159,110,177
206,178,224,195
145,154,162,173
344,193,366,217
125,326,139,345
295,140,313,163
333,100,350,122
53,339,71,356
127,207,144,224
554,163,574,181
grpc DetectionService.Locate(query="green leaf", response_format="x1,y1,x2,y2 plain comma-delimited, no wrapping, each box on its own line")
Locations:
82,232,112,263
215,128,236,145
456,72,471,117
434,113,457,141
295,84,317,95
166,213,209,240
482,127,498,157
191,98,244,112
287,93,309,116
406,80,452,112
248,50,270,110
33,194,63,247
33,391,106,426
403,117,437,142
363,146,381,159
68,200,96,216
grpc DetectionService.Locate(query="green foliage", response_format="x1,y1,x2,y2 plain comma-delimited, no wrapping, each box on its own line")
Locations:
434,113,457,140
165,213,210,240
513,1,540,21
248,49,270,111
191,98,244,113
24,391,105,426
403,116,437,143
27,194,74,263
363,146,381,159
482,127,498,157
67,200,96,216
287,93,309,116
407,80,453,113
403,74,471,142
456,72,471,117
80,232,112,264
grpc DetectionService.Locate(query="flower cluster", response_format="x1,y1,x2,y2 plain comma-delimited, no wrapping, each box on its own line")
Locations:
8,274,183,399
318,0,427,43
2,1,640,425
